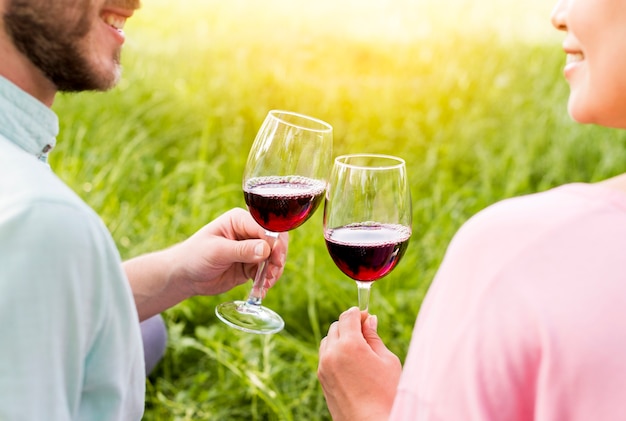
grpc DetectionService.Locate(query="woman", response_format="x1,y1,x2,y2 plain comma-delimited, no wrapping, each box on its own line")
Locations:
317,0,626,419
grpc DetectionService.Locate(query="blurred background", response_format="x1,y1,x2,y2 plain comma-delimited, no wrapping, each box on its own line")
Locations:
50,0,626,419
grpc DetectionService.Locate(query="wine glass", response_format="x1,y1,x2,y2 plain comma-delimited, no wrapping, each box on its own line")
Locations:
323,154,412,312
216,110,333,334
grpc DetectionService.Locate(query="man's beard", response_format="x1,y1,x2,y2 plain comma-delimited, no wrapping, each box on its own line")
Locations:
4,1,121,92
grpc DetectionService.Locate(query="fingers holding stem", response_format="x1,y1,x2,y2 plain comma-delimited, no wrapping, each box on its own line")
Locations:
247,230,280,305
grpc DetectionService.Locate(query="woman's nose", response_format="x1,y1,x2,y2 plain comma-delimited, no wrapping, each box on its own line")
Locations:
551,0,568,31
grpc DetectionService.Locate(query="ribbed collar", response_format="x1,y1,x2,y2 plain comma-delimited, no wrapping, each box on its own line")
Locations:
0,76,58,163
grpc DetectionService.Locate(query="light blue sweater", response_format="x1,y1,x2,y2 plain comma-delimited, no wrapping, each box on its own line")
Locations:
0,76,145,420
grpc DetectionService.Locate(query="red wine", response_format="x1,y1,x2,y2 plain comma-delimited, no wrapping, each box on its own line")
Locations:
244,176,326,232
325,223,411,282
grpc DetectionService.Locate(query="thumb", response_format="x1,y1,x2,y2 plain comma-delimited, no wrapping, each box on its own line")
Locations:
243,240,271,263
362,315,389,356
215,238,270,265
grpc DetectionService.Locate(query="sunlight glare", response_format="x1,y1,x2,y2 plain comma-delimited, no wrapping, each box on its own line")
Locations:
132,0,560,46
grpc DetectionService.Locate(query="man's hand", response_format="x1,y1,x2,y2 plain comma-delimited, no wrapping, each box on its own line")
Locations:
125,207,288,320
170,207,288,296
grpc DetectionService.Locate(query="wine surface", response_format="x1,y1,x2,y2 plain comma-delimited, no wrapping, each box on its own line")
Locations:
325,223,411,281
244,176,326,232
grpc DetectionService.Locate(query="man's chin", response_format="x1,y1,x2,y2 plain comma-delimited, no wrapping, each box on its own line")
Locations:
104,65,123,91
57,64,122,93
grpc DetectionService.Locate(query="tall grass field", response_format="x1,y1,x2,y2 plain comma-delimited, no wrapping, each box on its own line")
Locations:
50,0,626,419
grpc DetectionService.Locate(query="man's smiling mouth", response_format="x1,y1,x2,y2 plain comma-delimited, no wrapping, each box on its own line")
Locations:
101,11,127,32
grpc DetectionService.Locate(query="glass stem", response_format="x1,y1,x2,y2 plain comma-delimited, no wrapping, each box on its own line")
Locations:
246,230,279,306
356,281,372,312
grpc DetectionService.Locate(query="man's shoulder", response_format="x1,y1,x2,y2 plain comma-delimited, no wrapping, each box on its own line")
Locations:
0,139,88,217
0,149,109,257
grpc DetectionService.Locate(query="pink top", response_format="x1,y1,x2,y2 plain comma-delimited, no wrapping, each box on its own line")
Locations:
390,183,626,420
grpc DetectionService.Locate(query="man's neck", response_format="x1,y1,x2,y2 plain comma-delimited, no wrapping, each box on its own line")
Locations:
0,32,57,107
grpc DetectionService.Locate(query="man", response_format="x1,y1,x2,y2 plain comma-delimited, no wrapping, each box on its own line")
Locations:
0,0,288,419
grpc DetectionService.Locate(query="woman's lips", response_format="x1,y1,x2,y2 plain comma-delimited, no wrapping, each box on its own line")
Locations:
563,50,584,79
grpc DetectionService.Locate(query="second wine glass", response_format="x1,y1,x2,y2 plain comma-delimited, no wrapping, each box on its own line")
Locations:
216,110,333,334
324,154,412,312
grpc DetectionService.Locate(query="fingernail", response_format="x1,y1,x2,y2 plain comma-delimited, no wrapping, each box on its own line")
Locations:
254,243,265,257
368,315,378,331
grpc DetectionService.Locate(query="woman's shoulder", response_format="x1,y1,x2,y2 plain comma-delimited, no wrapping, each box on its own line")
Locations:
464,182,626,237
445,182,626,264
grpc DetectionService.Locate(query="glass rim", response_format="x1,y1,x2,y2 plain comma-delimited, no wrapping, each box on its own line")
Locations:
268,109,333,133
334,153,406,170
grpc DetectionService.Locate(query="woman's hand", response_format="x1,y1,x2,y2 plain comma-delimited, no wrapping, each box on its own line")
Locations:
318,307,402,421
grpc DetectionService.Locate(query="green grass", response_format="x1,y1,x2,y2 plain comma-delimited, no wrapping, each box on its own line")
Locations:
50,0,626,419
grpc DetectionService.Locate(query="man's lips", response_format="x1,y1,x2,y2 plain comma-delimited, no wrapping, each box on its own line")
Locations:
101,11,127,31
100,8,134,44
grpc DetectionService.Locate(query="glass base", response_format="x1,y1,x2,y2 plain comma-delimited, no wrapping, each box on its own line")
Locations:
215,300,285,334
